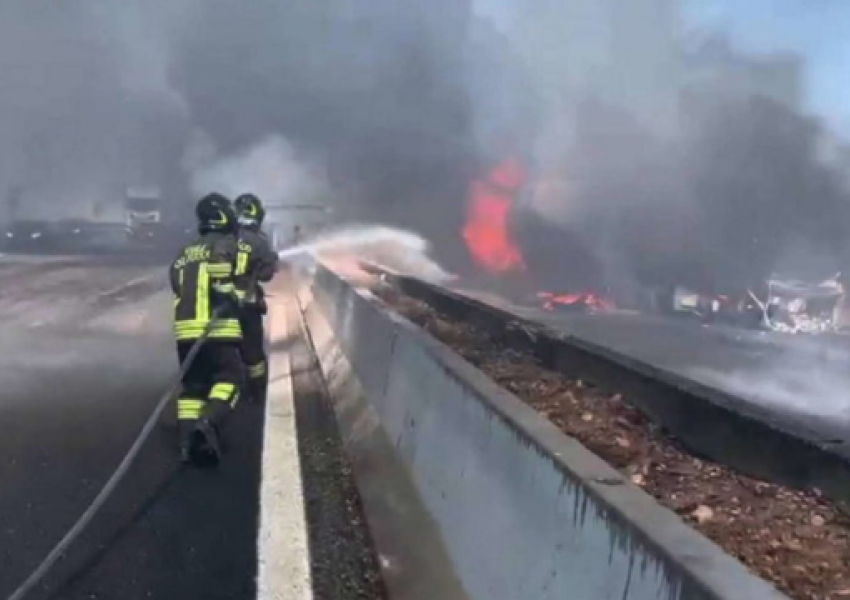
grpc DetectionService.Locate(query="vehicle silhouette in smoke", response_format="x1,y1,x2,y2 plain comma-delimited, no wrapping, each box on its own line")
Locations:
122,186,197,250
1,183,195,256
124,186,165,244
648,285,761,327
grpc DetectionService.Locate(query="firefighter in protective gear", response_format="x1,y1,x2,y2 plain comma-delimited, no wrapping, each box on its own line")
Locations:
170,192,244,466
233,193,279,404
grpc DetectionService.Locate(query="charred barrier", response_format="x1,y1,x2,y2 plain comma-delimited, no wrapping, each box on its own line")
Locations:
302,263,787,600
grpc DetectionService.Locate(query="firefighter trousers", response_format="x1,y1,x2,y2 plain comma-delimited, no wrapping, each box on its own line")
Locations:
240,308,268,404
176,341,243,439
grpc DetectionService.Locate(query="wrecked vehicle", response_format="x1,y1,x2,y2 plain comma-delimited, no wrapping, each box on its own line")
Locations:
649,285,761,329
536,290,615,313
650,285,760,326
651,276,846,334
756,276,845,334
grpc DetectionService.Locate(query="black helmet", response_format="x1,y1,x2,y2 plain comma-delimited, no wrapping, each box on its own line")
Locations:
196,192,236,234
233,193,265,229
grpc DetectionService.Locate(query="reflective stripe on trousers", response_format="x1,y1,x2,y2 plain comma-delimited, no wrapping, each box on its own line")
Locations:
177,397,205,421
209,382,240,407
248,361,267,379
177,386,240,421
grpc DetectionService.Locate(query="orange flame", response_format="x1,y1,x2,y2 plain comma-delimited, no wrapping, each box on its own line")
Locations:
462,159,526,273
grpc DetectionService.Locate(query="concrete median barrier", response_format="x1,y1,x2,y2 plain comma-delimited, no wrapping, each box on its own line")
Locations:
386,275,850,506
297,263,788,600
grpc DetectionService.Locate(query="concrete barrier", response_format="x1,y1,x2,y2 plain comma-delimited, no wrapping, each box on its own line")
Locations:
299,263,788,600
389,275,850,505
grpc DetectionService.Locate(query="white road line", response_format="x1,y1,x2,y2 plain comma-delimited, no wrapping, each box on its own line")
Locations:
257,297,313,600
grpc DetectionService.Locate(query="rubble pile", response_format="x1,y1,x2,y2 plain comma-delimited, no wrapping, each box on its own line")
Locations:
768,313,836,335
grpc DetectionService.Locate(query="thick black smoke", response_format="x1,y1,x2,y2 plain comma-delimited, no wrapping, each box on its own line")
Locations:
0,0,479,262
519,91,850,296
3,0,847,291
169,0,476,261
482,5,850,297
0,1,187,218
681,94,849,291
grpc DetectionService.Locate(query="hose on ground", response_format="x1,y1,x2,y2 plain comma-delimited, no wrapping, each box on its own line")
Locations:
5,310,224,600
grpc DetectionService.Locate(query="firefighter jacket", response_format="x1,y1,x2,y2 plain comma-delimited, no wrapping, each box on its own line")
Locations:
170,232,242,342
235,227,279,311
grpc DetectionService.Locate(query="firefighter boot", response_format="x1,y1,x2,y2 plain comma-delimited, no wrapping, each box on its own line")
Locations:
189,418,222,467
257,379,268,406
245,360,267,405
249,372,268,406
189,399,230,467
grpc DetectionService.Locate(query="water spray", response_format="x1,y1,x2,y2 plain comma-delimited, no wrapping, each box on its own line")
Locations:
277,224,456,285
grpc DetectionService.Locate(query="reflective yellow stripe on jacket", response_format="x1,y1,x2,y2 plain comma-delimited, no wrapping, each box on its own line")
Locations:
236,252,249,277
195,263,210,322
207,262,232,278
174,318,242,341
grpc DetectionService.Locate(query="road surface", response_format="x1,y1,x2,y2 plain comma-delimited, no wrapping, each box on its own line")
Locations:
0,255,262,600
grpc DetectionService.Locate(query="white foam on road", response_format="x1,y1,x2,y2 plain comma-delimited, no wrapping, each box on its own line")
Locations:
257,293,312,600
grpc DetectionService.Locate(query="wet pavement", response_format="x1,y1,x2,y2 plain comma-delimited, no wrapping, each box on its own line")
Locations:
0,255,263,600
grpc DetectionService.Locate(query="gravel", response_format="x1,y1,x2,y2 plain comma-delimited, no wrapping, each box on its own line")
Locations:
290,323,387,600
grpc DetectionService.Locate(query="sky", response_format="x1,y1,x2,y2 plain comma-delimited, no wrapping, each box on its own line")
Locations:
684,0,850,137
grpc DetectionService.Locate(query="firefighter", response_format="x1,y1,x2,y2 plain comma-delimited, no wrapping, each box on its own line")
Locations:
170,192,243,466
233,193,279,404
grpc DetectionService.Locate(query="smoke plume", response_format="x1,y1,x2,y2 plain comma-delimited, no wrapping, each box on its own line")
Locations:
0,0,476,251
467,1,850,296
2,0,848,296
0,1,188,219
169,0,474,257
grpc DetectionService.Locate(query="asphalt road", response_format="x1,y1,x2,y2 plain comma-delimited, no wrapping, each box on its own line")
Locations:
0,255,262,600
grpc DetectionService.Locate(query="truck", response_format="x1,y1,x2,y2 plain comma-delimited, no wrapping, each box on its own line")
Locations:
2,184,127,253
124,185,199,254
124,185,164,243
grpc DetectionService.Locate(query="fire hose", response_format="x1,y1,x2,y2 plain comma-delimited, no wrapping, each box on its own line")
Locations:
5,306,226,600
